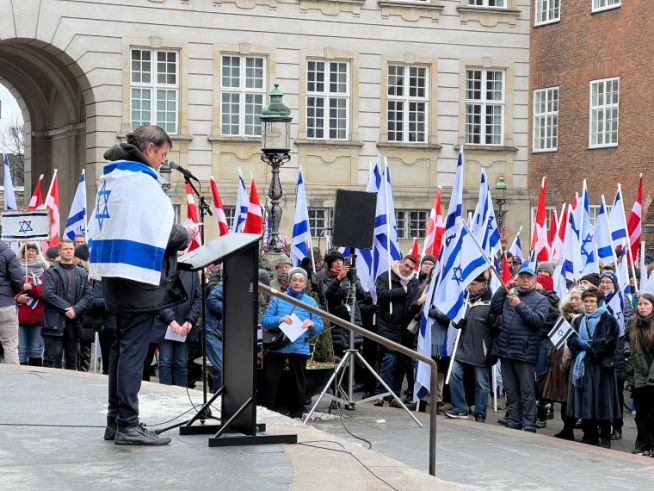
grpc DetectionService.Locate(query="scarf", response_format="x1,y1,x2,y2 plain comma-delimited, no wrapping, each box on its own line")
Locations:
572,306,606,386
286,288,306,299
393,261,414,287
19,259,46,284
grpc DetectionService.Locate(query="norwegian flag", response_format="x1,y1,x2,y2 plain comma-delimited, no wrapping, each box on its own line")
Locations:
28,174,45,210
209,176,230,237
45,170,61,247
501,252,513,284
411,237,420,272
422,186,444,259
531,176,549,262
184,182,202,252
242,176,263,234
550,204,568,262
627,173,643,265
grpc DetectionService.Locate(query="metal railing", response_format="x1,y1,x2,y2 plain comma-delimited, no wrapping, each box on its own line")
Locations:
259,283,438,477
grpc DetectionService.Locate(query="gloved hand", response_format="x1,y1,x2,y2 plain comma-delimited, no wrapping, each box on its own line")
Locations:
577,339,591,351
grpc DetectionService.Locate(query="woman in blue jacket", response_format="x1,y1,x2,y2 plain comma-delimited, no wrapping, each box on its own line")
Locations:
262,267,323,418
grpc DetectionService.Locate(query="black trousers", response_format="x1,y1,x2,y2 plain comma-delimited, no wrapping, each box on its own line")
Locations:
582,419,611,444
264,352,307,418
501,358,537,431
99,328,116,376
612,376,625,431
633,387,654,451
43,322,79,370
107,313,156,428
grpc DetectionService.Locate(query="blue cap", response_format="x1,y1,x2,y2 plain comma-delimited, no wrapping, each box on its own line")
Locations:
517,266,536,277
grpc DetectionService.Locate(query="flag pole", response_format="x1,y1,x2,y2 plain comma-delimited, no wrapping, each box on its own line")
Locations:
618,183,640,292
508,225,523,255
445,291,469,385
384,157,394,315
492,364,498,412
641,241,647,292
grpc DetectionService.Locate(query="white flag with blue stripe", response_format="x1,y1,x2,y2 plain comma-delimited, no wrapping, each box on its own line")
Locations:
595,196,616,266
3,154,17,210
579,181,599,275
609,184,629,253
355,161,382,294
291,167,311,267
88,161,174,285
441,148,464,262
471,169,501,256
553,204,583,299
64,170,87,241
232,169,249,233
508,228,524,259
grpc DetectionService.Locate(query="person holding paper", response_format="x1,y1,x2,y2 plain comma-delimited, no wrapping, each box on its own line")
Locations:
261,267,323,419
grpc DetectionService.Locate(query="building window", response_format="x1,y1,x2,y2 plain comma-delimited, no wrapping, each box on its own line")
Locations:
220,55,266,137
387,65,428,143
223,206,235,229
465,69,505,145
535,0,560,25
467,0,506,7
589,77,619,148
533,87,559,152
588,204,613,226
592,0,620,13
308,208,334,238
130,49,179,134
530,206,557,233
307,60,349,140
396,210,428,240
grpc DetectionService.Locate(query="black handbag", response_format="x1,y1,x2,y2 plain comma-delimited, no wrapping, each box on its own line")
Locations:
262,328,291,352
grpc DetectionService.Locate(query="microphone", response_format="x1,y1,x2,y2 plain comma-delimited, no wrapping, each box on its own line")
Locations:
167,160,199,182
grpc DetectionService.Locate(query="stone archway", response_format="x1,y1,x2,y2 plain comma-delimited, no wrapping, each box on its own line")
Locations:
0,38,94,219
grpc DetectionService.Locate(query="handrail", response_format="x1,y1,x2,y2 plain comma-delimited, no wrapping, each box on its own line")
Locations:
259,283,438,477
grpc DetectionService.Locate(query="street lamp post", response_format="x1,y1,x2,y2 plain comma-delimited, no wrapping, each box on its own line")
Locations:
260,83,292,252
495,175,507,231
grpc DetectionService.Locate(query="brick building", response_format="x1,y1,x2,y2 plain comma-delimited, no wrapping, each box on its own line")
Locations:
529,0,653,252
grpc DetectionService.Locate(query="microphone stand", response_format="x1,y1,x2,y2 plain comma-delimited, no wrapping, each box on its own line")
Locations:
157,175,221,434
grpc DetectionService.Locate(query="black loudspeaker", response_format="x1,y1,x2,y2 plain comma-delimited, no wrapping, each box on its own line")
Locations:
332,189,377,250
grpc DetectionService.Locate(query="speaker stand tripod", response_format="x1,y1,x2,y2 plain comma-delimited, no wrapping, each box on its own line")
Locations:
304,248,422,428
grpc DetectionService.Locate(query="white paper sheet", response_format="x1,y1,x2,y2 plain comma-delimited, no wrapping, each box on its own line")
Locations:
278,313,306,343
165,325,187,343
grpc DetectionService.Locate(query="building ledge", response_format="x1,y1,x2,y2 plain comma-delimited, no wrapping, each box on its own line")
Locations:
378,1,444,22
294,138,363,148
208,135,261,145
212,0,278,10
455,144,518,152
299,0,366,16
457,5,521,27
377,141,442,151
116,133,194,144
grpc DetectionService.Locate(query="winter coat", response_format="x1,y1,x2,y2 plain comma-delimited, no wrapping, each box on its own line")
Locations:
0,242,24,307
375,268,420,347
41,263,92,337
152,270,202,344
567,311,621,420
102,224,189,313
87,279,117,333
261,290,324,356
625,315,654,389
17,273,44,325
205,280,224,340
491,286,550,364
452,287,498,367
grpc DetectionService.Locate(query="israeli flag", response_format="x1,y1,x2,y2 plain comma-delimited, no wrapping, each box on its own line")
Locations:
441,148,464,262
609,185,629,249
508,228,524,260
355,161,382,294
580,181,599,275
595,197,616,265
88,161,174,286
471,170,501,256
548,317,575,350
3,154,17,210
64,170,87,241
291,167,311,267
232,169,249,233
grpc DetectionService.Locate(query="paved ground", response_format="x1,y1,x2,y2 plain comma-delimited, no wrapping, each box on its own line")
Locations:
2,365,654,490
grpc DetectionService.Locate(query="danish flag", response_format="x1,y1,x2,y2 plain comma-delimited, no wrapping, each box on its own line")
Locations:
184,182,202,252
627,174,643,265
242,176,263,234
531,177,549,262
411,238,420,272
423,186,444,259
209,176,230,237
44,171,61,247
28,174,45,210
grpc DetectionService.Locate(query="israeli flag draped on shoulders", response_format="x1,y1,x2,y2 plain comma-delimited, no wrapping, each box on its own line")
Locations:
88,160,174,286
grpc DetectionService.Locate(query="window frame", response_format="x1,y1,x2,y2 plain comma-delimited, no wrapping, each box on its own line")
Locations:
130,48,180,135
387,64,429,144
534,0,560,26
465,68,506,146
308,207,334,239
588,77,620,149
466,0,507,8
219,54,267,137
395,209,429,240
532,86,559,153
592,0,621,14
306,60,350,141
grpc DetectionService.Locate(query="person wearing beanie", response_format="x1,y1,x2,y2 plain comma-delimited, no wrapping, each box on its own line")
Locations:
74,244,90,262
419,255,437,283
270,255,293,293
537,262,555,277
45,246,60,265
580,273,601,289
262,266,324,419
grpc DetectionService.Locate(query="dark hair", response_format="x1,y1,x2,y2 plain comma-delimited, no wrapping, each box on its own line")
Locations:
581,287,603,303
403,254,418,265
631,293,654,353
127,125,173,153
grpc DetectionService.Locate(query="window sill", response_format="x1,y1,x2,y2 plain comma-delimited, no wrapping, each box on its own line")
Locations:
531,148,558,154
591,4,621,14
295,138,363,148
588,144,618,150
299,0,366,16
534,18,560,27
208,135,261,144
378,1,444,22
116,133,193,144
455,144,518,152
457,5,521,27
377,141,442,151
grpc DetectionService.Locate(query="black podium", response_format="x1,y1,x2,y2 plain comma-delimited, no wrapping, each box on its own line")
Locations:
178,233,297,446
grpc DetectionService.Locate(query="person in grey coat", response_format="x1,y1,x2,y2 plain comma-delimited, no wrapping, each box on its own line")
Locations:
0,241,25,364
490,266,550,432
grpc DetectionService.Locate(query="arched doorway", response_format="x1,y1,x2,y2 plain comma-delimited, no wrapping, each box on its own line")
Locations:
0,38,94,219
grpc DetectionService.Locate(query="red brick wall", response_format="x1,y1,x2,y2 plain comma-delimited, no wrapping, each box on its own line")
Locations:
529,1,653,222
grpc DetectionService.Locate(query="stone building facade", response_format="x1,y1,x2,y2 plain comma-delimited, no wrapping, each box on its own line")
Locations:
529,0,652,251
1,0,531,250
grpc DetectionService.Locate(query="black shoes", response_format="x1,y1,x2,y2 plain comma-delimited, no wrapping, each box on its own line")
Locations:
115,424,171,446
445,410,469,419
553,430,575,441
611,429,622,440
104,425,117,441
535,419,547,429
474,415,486,423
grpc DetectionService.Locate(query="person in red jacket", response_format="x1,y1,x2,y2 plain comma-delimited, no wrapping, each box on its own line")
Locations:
16,243,49,366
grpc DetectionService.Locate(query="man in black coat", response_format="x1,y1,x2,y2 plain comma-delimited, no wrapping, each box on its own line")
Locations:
0,241,25,364
41,240,92,369
373,255,420,406
491,266,550,432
